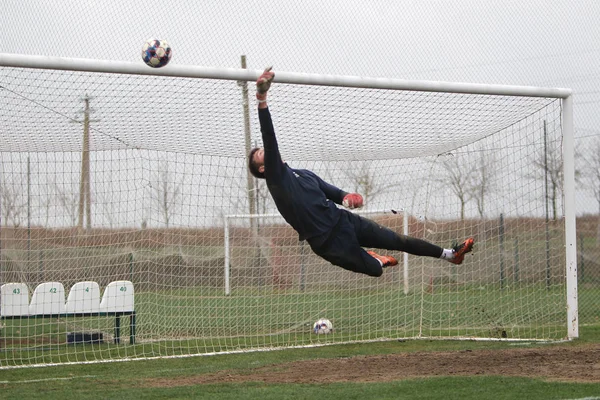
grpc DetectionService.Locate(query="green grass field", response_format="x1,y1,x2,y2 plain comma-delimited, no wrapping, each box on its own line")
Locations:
1,283,577,368
1,325,599,399
2,242,597,399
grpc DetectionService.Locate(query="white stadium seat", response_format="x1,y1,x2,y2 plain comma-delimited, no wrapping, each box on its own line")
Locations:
0,283,30,317
29,282,66,315
65,281,101,314
99,281,135,313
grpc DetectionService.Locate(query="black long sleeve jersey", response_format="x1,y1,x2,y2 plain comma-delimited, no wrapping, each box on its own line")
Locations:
259,107,347,244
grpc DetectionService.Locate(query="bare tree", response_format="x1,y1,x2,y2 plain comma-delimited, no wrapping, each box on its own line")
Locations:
147,162,184,228
344,161,377,203
582,138,600,209
469,150,497,219
229,174,272,216
342,160,404,206
53,180,79,226
580,137,600,242
38,180,54,227
0,173,27,227
436,154,472,220
95,189,116,228
529,140,563,221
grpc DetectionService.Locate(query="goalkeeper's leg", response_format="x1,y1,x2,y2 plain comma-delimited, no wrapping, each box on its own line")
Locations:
308,214,384,277
349,213,444,258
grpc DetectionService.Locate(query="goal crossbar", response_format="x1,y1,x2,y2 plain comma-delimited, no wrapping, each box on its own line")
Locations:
0,53,572,98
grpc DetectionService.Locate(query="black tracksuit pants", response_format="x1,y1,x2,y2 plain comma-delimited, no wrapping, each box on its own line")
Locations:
308,210,443,277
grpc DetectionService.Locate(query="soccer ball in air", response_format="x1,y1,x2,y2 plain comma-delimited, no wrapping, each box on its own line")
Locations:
313,318,333,334
141,39,172,68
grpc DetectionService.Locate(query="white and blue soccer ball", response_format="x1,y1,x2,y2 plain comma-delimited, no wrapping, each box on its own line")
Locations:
141,39,172,68
313,318,333,334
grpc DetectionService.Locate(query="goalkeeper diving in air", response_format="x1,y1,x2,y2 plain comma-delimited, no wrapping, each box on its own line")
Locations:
247,67,474,277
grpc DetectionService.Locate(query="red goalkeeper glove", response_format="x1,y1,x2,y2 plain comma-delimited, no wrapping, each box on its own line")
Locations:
256,66,274,102
342,193,363,209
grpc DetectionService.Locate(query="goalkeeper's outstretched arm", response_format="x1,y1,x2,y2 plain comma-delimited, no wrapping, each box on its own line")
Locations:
247,67,280,180
256,66,273,110
312,171,364,209
255,67,287,183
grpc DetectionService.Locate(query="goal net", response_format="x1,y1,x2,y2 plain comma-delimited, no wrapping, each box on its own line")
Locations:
0,55,575,368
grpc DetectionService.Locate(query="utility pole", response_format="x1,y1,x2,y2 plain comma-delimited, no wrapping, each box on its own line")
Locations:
75,94,98,232
238,55,264,285
239,55,257,219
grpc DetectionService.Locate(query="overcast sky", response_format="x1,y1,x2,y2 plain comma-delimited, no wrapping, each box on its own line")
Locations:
2,1,599,126
2,0,600,222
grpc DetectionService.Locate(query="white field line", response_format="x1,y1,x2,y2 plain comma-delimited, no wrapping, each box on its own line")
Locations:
0,375,97,384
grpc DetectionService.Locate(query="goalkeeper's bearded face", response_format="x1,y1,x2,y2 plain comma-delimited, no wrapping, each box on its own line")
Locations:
248,147,266,179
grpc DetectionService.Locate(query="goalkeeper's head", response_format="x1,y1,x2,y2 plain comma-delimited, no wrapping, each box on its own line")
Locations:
248,147,266,179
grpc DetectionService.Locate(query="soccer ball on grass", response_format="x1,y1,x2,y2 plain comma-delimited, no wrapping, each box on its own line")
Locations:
141,39,172,68
313,318,333,334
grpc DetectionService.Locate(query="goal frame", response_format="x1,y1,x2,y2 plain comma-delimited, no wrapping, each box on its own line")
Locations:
0,53,577,340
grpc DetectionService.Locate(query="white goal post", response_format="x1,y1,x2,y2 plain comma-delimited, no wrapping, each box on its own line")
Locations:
0,53,576,369
0,53,573,97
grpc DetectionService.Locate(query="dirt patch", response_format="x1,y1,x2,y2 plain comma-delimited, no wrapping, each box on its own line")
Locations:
145,343,600,387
